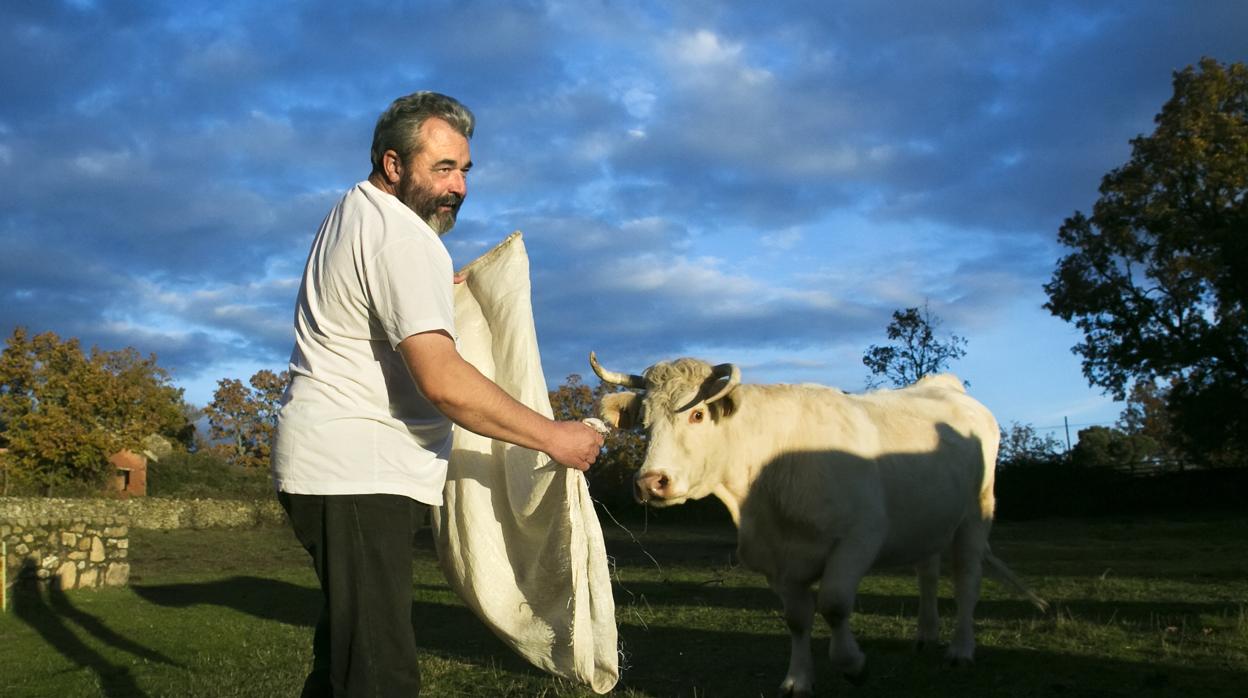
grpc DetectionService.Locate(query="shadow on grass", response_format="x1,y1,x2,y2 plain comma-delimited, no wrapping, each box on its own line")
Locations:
126,574,1246,697
12,561,183,698
131,575,559,683
609,576,1245,650
133,575,321,627
606,576,1246,696
610,619,1247,697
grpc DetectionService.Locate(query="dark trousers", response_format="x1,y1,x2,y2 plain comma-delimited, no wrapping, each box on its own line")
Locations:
279,492,426,698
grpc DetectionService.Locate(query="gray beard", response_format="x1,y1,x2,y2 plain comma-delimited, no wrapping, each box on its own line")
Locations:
398,177,462,235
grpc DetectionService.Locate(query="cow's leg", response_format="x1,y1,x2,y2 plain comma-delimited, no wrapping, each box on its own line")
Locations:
946,522,988,666
817,539,878,681
915,554,941,651
770,578,816,697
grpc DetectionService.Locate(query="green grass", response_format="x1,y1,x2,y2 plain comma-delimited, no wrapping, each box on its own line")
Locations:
2,514,1246,697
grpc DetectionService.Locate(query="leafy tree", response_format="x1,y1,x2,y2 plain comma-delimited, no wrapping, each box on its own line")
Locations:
203,369,288,469
0,327,191,494
1118,380,1171,438
1044,58,1248,466
1117,379,1182,465
863,302,967,388
548,373,599,424
1070,426,1161,473
997,421,1065,468
548,373,646,510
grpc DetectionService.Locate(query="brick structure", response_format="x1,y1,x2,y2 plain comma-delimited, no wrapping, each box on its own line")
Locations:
108,450,148,498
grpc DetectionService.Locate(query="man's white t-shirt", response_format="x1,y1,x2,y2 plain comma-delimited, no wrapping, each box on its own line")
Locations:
271,180,457,505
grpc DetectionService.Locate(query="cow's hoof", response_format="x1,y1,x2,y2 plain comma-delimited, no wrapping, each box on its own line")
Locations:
777,679,813,697
843,661,869,686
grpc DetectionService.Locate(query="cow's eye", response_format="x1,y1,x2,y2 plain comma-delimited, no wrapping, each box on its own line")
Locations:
689,409,705,424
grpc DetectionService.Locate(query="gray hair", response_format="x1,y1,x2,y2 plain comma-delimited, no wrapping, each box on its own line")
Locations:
369,91,475,172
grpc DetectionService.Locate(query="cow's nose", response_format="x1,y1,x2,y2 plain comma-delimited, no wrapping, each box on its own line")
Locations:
635,471,670,501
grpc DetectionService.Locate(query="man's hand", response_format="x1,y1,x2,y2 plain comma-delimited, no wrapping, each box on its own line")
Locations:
544,420,605,472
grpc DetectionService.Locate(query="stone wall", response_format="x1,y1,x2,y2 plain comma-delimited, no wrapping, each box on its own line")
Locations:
1,497,286,593
1,510,130,591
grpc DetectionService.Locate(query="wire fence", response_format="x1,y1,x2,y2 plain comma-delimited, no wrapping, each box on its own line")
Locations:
1031,418,1113,452
1018,418,1204,477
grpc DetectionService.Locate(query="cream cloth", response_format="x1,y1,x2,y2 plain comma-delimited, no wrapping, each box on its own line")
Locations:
431,232,619,693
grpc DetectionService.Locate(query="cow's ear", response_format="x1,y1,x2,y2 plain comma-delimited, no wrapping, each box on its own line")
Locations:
711,393,736,420
600,391,641,429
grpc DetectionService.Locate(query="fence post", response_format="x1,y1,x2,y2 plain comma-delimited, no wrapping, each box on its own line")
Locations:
2,540,7,612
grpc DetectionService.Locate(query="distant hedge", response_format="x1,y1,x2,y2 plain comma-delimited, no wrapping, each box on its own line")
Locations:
995,460,1248,520
147,450,272,500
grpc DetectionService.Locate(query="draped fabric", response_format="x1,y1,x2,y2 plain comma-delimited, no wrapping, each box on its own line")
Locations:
431,232,619,694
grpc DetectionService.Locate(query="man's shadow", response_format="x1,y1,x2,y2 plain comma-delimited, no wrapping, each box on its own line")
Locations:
132,574,321,627
11,560,182,698
132,575,537,672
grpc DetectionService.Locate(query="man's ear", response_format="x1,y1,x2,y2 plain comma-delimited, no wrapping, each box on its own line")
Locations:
382,149,404,184
599,391,641,430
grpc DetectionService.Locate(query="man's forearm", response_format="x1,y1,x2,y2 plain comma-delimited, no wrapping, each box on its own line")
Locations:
424,354,557,451
398,331,555,452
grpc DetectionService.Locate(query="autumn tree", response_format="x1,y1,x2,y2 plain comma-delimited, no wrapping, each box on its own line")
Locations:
0,327,191,494
203,369,288,469
1117,379,1182,466
997,422,1065,468
863,303,968,388
1044,58,1248,466
548,373,646,509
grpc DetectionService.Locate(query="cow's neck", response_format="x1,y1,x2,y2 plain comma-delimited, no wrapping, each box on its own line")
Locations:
710,383,831,527
711,483,743,525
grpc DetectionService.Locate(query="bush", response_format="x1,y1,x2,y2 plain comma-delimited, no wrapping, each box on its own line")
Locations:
995,457,1248,520
147,450,273,500
1,471,108,498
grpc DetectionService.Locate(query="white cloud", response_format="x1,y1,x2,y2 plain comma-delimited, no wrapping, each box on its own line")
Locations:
675,29,742,67
601,254,746,294
761,228,802,250
665,28,774,87
71,149,136,178
619,85,657,120
177,37,261,78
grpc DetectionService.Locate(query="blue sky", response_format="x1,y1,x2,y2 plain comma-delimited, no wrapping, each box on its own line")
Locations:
2,1,1245,444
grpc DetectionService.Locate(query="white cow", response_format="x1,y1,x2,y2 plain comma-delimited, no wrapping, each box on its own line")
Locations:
590,353,1047,696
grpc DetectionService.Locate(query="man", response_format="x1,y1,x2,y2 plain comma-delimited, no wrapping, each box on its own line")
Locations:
271,91,604,697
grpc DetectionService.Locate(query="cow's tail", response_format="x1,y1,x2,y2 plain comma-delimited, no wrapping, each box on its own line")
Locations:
983,549,1050,614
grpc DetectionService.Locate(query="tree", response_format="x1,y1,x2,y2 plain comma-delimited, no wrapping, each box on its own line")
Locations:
548,374,646,510
203,369,289,469
1043,58,1248,466
997,421,1065,468
1070,426,1161,474
1117,379,1182,465
863,302,967,388
0,327,192,493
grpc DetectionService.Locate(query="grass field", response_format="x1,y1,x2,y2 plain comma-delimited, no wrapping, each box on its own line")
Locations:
1,511,1245,697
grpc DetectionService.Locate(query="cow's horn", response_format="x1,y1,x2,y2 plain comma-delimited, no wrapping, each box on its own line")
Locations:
589,351,646,389
703,363,740,404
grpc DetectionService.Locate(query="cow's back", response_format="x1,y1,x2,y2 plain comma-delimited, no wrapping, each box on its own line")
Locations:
734,375,999,578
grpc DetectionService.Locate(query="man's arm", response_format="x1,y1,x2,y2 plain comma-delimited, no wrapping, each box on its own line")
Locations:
397,330,603,471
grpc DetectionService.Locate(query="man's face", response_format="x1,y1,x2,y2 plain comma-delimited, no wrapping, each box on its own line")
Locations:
396,117,472,235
